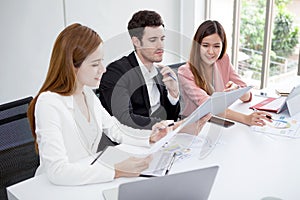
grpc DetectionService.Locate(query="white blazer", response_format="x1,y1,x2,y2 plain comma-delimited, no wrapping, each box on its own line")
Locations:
34,86,151,185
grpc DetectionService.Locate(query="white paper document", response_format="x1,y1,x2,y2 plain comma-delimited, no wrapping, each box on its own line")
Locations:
146,86,252,154
97,146,175,176
252,115,300,138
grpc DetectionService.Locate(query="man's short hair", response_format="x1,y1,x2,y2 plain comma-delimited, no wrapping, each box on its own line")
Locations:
127,10,164,41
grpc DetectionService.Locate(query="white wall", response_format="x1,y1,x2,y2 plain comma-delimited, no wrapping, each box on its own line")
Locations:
0,0,64,104
0,0,205,104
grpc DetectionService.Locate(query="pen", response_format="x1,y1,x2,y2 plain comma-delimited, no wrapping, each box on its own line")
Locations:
252,108,272,120
157,65,177,81
165,152,176,175
266,115,272,120
167,72,177,81
90,151,104,165
139,174,157,178
157,122,175,131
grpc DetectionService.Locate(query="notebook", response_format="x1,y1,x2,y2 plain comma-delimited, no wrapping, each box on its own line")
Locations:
250,84,300,114
102,166,219,200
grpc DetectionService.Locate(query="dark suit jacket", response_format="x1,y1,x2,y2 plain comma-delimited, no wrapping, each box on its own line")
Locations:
99,52,180,129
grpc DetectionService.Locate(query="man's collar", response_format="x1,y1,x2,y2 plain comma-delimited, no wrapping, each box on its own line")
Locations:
134,52,158,80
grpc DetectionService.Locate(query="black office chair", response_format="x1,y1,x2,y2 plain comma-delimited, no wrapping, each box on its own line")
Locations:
0,97,39,200
167,62,186,69
167,62,186,120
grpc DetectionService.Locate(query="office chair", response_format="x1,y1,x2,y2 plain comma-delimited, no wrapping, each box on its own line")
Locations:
167,62,186,120
168,62,186,69
0,97,39,200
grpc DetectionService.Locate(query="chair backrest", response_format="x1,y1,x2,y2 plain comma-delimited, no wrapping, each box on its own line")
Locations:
168,62,186,69
168,62,186,119
0,97,34,150
0,97,39,200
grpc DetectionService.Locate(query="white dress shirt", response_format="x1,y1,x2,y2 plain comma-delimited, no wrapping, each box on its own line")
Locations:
135,52,179,115
34,86,152,185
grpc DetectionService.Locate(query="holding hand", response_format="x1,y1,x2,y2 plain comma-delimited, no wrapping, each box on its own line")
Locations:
224,81,240,92
224,81,251,102
114,155,152,178
150,120,175,143
245,110,272,126
157,64,179,98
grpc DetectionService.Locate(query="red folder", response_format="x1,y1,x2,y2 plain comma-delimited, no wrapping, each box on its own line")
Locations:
249,97,284,113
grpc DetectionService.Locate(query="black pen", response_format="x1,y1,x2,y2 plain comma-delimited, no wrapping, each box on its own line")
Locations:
90,151,104,165
252,108,272,120
165,152,176,175
139,174,157,178
158,122,175,131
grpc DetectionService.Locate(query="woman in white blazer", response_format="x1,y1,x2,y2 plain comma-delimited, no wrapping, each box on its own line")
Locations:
27,23,173,185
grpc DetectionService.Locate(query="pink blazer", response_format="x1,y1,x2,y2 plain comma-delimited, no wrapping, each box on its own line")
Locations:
178,54,248,117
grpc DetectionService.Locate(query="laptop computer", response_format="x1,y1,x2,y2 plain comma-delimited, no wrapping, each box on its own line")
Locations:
102,166,219,200
250,84,300,114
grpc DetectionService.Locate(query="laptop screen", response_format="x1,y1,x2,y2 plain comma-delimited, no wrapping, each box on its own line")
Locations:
103,166,219,200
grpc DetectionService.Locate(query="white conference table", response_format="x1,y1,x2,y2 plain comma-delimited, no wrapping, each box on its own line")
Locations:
7,96,300,200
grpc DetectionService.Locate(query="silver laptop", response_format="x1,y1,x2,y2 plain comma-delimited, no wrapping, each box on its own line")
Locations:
102,166,219,200
253,84,300,114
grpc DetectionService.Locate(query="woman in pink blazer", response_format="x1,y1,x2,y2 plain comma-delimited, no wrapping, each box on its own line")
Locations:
178,20,271,126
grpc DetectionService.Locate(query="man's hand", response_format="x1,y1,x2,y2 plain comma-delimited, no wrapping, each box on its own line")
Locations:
157,64,179,98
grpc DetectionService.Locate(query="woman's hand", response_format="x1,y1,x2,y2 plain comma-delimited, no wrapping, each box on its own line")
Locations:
114,155,152,178
244,111,272,126
224,81,251,102
150,120,175,143
180,113,212,135
224,81,240,92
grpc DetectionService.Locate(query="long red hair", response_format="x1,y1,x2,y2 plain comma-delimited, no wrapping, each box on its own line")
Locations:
27,23,102,152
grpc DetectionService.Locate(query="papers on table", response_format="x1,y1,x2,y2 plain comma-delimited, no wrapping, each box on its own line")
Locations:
97,146,176,177
252,115,300,138
93,86,252,175
146,86,253,154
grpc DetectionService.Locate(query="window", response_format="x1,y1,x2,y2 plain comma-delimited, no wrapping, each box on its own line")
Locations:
210,0,300,89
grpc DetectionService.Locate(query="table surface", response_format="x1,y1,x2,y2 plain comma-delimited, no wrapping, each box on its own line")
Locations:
7,96,300,200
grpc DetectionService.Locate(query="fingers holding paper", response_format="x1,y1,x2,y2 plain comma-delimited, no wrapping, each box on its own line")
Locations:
114,155,153,178
224,81,240,92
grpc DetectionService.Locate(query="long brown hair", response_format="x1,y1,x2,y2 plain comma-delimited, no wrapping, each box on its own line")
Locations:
27,23,102,152
189,20,227,95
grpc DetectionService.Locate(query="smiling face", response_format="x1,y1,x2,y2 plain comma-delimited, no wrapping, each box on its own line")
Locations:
200,33,223,68
75,44,105,89
133,26,165,67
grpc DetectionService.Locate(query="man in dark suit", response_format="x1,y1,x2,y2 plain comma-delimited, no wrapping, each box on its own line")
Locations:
99,10,180,129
